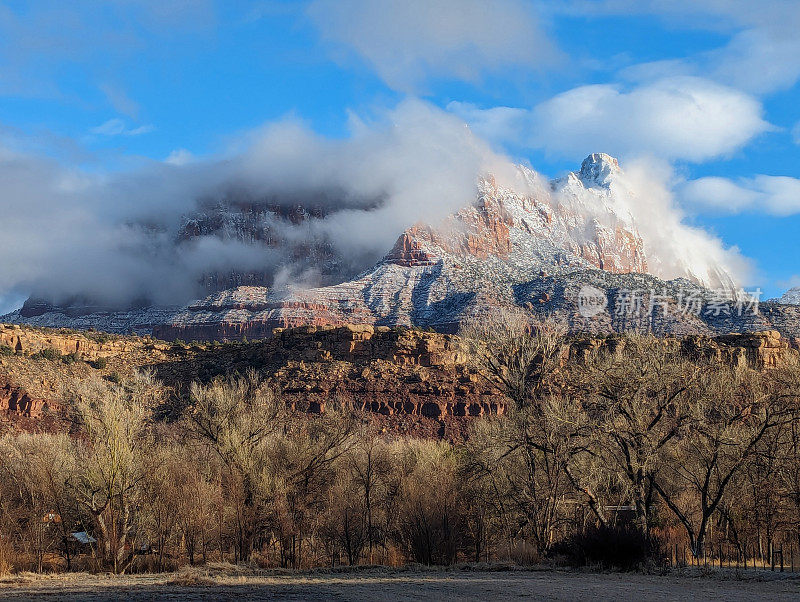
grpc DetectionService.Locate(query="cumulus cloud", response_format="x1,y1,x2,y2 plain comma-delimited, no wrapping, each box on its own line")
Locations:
450,77,771,162
307,0,559,91
680,175,800,216
0,99,506,309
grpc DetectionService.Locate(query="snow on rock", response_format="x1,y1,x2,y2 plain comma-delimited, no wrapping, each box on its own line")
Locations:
777,287,800,305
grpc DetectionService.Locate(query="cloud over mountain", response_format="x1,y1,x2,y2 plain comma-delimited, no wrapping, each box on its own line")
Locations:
451,77,771,162
0,100,506,308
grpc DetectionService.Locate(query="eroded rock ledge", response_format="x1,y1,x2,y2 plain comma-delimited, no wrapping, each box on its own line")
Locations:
2,324,798,434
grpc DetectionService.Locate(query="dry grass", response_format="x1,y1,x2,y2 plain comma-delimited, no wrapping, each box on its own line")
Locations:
0,566,798,602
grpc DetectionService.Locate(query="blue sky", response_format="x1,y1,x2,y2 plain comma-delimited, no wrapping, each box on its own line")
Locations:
0,0,798,311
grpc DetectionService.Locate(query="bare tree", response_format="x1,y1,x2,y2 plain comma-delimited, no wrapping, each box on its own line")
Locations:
0,433,78,572
577,335,698,537
394,441,464,565
184,371,286,562
461,310,567,409
652,365,794,557
65,372,162,573
346,427,394,563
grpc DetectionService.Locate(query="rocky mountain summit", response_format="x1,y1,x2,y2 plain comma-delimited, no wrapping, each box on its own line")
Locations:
4,154,798,341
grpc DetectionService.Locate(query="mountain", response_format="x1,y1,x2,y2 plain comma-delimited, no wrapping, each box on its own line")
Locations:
5,154,799,340
777,287,800,305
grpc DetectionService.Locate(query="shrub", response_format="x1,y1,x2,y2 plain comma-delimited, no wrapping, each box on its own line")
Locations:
85,332,112,344
31,348,62,361
0,345,13,356
92,356,108,370
0,537,14,575
548,524,664,571
106,371,122,384
62,352,82,365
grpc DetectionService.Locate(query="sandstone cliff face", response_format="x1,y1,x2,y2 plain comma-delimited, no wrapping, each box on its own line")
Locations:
0,383,61,419
266,325,504,420
2,325,797,438
0,323,132,360
682,330,800,370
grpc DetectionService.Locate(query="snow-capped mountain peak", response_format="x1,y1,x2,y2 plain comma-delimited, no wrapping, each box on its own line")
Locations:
579,152,621,189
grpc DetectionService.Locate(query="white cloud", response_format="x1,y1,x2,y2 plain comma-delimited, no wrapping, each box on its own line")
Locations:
681,175,800,216
792,121,800,145
555,1,800,95
90,119,155,137
450,77,771,162
164,149,194,166
307,0,559,91
546,156,752,288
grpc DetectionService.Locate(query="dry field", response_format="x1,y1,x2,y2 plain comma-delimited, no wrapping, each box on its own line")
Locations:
1,566,799,601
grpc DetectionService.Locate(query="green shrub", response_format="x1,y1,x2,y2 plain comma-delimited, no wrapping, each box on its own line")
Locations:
85,332,113,344
106,371,122,384
0,345,13,356
92,356,108,370
32,348,62,361
61,352,82,365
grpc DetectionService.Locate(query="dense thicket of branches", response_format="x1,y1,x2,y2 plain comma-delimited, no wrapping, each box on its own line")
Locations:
1,317,800,573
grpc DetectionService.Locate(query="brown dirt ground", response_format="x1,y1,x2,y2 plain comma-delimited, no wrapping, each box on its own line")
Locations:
1,567,799,601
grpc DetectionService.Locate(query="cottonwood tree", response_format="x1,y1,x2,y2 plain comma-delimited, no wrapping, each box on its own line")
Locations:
171,449,220,565
463,312,612,548
65,372,163,573
461,310,567,409
346,428,394,563
185,371,286,562
652,365,795,557
0,433,78,572
577,336,698,537
394,441,464,566
464,394,592,556
268,402,356,568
